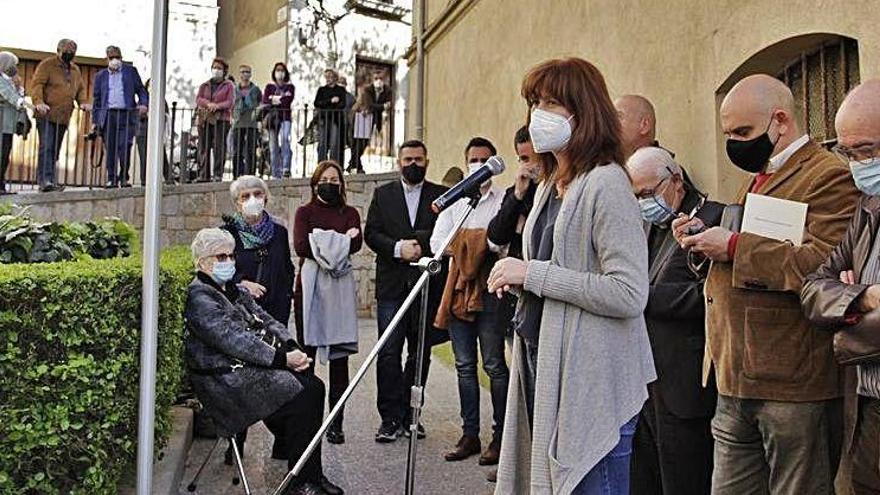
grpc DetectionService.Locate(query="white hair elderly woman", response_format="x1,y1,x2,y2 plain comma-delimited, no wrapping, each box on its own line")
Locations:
0,51,32,195
185,228,343,495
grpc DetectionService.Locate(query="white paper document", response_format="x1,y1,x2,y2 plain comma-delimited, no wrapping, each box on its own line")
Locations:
741,193,808,246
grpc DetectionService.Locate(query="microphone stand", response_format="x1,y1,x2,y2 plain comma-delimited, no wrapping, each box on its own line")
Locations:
272,192,481,495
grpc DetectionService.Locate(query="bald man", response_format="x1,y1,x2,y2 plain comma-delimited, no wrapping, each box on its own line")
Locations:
802,79,880,494
674,74,859,494
616,94,657,158
626,147,724,495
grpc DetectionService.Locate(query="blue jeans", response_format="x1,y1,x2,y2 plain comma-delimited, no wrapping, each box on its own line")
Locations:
270,120,291,178
572,415,638,495
448,294,509,439
36,118,67,187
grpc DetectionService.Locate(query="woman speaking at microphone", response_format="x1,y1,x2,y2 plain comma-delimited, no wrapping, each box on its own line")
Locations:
487,58,655,495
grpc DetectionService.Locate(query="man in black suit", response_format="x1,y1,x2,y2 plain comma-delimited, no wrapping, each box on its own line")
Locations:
364,139,448,443
370,73,392,134
625,147,723,495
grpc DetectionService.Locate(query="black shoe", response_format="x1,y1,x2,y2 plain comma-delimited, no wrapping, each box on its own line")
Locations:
326,426,345,445
374,421,401,443
120,182,132,188
319,475,344,495
286,481,324,495
355,168,365,174
402,422,426,439
105,181,118,189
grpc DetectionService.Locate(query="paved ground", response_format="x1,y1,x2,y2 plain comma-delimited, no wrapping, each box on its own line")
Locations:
179,319,497,495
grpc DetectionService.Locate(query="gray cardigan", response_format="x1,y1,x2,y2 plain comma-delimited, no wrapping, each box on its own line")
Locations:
0,75,25,135
495,164,656,495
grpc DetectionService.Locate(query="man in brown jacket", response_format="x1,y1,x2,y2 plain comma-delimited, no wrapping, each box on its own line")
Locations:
674,74,859,494
802,79,880,494
31,39,90,192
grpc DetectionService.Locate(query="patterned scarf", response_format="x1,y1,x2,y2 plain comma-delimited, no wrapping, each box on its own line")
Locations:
232,212,276,250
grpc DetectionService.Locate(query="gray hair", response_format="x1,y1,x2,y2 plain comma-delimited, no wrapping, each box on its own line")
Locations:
0,52,19,76
105,45,122,57
57,38,77,52
627,146,680,181
229,175,270,203
190,228,235,268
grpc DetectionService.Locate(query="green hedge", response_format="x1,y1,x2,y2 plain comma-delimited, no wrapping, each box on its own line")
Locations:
0,246,193,494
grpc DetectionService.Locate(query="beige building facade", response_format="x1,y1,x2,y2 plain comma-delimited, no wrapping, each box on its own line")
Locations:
408,0,880,202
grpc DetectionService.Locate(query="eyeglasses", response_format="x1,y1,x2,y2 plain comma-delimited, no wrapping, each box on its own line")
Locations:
831,142,880,164
214,253,235,262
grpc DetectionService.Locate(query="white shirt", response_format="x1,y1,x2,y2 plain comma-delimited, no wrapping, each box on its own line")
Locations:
767,134,809,173
393,179,424,258
430,183,505,255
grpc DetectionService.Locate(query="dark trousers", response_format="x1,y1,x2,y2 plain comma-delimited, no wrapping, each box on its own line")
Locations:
376,298,435,426
294,310,350,430
1,133,12,191
137,130,171,184
103,110,135,185
198,120,230,181
710,394,841,495
36,118,67,187
262,372,326,483
232,127,259,178
349,138,368,171
448,294,509,439
852,396,880,494
630,392,713,495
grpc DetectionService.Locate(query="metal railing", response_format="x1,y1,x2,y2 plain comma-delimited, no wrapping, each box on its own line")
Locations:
0,104,406,192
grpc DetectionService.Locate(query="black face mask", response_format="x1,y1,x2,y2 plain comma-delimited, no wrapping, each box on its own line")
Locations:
316,183,342,205
401,164,426,185
60,52,75,64
725,116,779,173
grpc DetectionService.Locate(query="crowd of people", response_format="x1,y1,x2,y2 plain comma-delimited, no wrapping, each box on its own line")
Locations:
0,39,394,194
184,53,880,495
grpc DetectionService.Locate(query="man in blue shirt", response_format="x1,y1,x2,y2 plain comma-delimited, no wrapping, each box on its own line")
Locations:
92,45,148,188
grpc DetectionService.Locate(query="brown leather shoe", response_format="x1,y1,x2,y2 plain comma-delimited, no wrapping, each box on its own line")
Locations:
486,468,497,483
479,437,501,465
444,435,481,461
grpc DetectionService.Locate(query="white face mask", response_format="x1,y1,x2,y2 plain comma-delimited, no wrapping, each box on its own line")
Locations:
108,58,122,71
529,108,573,153
373,79,384,89
212,68,224,80
274,71,285,81
242,196,265,218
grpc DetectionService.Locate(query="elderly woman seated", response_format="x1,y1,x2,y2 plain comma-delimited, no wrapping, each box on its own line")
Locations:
185,228,343,495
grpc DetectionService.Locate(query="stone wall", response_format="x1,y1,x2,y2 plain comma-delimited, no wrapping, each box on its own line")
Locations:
14,172,400,317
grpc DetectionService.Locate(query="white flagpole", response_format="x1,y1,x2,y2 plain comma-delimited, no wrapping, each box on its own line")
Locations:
136,0,169,493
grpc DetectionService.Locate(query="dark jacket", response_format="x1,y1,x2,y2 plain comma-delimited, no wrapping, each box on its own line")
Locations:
704,140,859,401
91,64,149,129
370,86,392,131
185,273,300,437
802,194,880,458
222,217,295,326
645,189,723,418
261,82,294,122
314,84,346,123
232,82,262,128
364,179,447,301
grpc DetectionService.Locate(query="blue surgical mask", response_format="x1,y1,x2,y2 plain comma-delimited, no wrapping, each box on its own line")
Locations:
639,196,674,225
212,260,236,283
851,158,880,196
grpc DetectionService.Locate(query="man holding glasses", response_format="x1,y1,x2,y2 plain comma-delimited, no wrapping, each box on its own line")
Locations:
625,147,724,495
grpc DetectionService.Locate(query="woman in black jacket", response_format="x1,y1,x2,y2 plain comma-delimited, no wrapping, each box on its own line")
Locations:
186,228,342,495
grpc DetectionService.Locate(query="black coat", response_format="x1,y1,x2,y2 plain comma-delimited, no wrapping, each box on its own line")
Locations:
222,217,295,326
644,189,724,419
185,273,301,437
364,179,447,301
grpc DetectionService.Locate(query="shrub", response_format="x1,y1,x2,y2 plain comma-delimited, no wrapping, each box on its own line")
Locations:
0,246,193,494
0,204,136,263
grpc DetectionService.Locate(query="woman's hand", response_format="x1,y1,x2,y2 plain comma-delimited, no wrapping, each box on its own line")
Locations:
488,258,528,297
239,280,266,299
286,350,312,372
346,227,360,239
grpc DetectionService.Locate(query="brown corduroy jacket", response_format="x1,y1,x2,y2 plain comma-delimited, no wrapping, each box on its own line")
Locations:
30,55,88,124
434,228,491,330
704,139,859,402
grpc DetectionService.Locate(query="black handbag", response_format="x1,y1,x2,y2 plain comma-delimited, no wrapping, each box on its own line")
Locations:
834,308,880,365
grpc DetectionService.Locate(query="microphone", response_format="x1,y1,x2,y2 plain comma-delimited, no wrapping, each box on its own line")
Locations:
431,156,505,213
